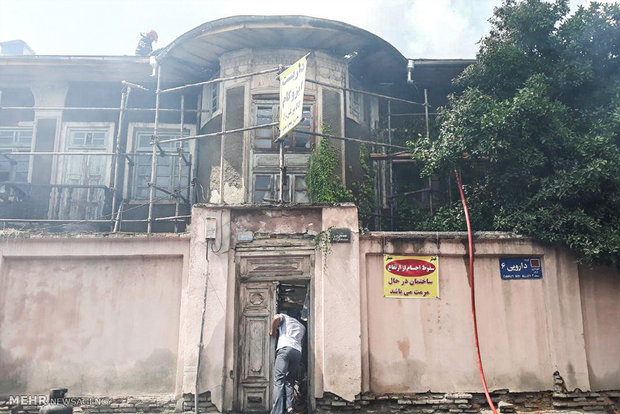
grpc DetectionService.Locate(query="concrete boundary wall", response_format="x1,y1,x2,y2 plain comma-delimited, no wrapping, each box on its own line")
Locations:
359,232,618,395
0,233,190,397
0,207,618,413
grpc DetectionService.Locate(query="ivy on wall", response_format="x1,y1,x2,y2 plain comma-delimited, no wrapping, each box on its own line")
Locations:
306,124,354,204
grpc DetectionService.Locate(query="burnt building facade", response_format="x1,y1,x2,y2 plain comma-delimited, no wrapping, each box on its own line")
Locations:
0,16,469,232
2,15,618,414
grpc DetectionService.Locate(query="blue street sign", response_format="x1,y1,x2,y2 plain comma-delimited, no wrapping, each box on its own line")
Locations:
499,257,543,280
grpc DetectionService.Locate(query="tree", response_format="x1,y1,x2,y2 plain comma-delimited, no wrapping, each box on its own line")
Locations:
410,0,620,265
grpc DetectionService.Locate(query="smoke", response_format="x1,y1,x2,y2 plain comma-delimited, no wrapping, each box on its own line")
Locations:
1,0,617,58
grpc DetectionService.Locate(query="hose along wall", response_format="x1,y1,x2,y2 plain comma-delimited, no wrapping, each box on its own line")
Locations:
454,170,498,414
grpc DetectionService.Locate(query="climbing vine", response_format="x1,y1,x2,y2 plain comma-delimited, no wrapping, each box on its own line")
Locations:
352,144,376,232
306,124,354,204
313,226,334,272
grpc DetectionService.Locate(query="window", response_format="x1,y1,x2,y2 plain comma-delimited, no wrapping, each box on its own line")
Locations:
252,173,309,204
56,124,114,220
346,74,364,124
62,127,110,187
201,77,220,120
251,100,313,204
253,102,313,151
347,90,364,123
67,129,107,150
0,127,33,182
130,127,192,200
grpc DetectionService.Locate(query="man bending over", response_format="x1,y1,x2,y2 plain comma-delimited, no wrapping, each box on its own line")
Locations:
269,309,305,414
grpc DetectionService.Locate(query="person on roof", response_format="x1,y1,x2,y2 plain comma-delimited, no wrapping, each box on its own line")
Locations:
135,30,158,56
269,309,305,414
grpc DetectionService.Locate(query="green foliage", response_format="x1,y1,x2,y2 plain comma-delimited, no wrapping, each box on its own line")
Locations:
352,144,377,230
306,125,354,203
409,0,620,265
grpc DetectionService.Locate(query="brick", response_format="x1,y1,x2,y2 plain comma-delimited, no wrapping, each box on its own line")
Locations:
446,394,473,400
553,392,571,398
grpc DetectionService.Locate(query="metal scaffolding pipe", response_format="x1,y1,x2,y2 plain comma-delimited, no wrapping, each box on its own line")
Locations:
388,100,394,231
157,122,278,145
0,151,189,156
424,88,433,214
147,64,162,233
390,112,438,117
289,128,408,150
175,95,185,233
154,215,191,221
306,79,426,107
0,218,183,224
160,67,280,94
0,105,203,113
121,80,150,91
111,87,130,232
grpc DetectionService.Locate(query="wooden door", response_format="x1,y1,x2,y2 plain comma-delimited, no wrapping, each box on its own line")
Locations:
237,281,277,412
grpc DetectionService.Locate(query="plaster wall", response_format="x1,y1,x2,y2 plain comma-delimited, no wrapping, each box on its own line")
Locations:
360,235,592,395
319,206,362,401
184,206,232,411
189,204,363,410
579,264,620,390
0,235,190,396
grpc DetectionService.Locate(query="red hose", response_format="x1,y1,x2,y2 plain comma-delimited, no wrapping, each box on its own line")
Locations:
454,170,498,414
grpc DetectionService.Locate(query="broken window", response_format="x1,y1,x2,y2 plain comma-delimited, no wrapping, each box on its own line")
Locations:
253,102,313,151
346,74,364,124
251,100,313,204
201,76,220,120
252,173,308,204
128,126,192,200
0,127,33,182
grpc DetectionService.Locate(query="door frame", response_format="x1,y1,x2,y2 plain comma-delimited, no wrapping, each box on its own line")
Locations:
233,247,314,413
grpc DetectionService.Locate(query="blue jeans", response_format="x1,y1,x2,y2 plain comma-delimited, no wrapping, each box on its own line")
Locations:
271,346,301,414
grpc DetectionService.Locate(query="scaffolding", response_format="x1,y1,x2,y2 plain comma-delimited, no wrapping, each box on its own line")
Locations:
0,60,434,233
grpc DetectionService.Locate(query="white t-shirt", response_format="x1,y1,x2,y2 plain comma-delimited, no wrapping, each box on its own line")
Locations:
276,313,306,352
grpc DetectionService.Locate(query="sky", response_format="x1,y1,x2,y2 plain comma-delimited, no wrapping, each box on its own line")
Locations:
0,0,614,59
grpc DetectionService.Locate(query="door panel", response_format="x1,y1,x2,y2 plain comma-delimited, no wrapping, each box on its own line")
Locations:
238,282,277,412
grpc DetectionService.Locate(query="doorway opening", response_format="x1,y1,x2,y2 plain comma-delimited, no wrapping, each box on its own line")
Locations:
276,282,310,414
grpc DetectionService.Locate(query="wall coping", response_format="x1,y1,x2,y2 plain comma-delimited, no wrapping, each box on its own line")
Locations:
0,230,191,241
361,231,532,241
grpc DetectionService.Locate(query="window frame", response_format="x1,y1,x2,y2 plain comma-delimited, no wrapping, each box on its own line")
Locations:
251,172,309,204
0,125,34,183
251,98,315,153
346,73,365,124
200,74,222,128
124,122,196,203
55,122,115,187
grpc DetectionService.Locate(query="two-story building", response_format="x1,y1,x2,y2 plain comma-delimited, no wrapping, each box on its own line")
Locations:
1,15,618,414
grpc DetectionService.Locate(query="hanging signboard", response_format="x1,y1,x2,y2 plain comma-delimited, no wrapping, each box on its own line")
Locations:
499,257,543,280
384,255,439,298
279,54,308,139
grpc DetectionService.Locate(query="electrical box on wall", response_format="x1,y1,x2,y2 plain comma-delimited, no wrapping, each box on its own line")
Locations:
205,217,217,240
